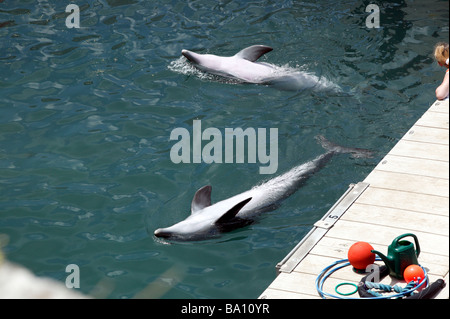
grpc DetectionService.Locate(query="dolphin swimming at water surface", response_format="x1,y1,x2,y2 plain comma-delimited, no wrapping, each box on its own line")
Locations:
154,136,372,241
180,45,339,91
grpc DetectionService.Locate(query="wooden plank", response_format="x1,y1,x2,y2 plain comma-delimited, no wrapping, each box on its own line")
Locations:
325,220,449,256
423,263,449,278
429,100,449,113
371,154,449,180
356,187,449,216
259,288,319,299
342,203,449,236
307,237,353,260
403,126,449,145
292,255,339,276
265,272,321,297
415,111,449,129
364,170,449,197
388,140,449,161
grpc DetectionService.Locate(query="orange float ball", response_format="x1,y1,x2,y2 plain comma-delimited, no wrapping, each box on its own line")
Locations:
403,264,425,282
347,241,376,270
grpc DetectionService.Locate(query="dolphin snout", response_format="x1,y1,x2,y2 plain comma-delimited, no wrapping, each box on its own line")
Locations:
154,228,170,239
181,49,191,60
181,49,199,64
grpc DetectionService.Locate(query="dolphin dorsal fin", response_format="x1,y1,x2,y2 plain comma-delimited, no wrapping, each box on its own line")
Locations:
191,185,212,214
235,45,273,62
215,198,252,225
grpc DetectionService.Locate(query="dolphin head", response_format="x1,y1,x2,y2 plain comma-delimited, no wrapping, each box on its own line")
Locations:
182,49,204,65
154,226,203,241
154,193,252,241
153,227,179,240
181,49,231,76
153,185,216,240
154,214,217,241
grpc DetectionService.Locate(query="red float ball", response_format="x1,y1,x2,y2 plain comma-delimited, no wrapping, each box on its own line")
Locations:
403,264,425,282
347,241,376,270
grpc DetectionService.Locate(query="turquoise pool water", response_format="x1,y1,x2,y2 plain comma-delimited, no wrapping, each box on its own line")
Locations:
0,0,448,298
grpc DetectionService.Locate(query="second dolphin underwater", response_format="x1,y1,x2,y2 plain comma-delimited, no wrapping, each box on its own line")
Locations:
154,136,373,241
180,45,340,92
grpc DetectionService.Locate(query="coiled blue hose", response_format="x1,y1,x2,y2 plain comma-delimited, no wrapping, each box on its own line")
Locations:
315,258,428,299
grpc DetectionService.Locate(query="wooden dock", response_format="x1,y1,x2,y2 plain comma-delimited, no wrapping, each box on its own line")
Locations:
260,99,449,299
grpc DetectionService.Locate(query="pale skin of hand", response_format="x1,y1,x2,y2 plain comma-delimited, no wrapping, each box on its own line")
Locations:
435,62,449,100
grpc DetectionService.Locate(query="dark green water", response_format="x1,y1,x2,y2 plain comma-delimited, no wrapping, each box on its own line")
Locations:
0,0,448,298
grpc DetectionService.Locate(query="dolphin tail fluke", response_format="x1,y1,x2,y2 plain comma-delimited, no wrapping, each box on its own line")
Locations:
315,135,374,159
